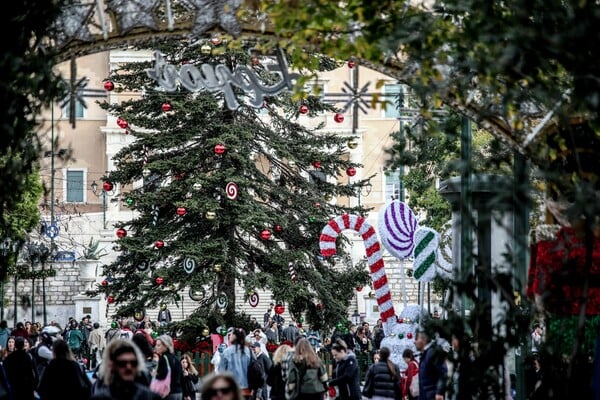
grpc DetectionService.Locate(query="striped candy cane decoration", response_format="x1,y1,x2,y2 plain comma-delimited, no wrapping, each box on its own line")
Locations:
320,214,395,322
288,261,297,282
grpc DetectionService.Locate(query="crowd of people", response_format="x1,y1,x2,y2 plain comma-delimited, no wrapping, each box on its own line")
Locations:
0,307,541,400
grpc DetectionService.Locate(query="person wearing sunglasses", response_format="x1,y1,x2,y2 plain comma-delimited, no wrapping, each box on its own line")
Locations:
201,372,243,400
91,338,159,400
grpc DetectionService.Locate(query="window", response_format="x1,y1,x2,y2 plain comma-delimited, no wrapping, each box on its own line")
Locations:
383,83,404,119
62,99,85,119
384,169,403,201
66,170,84,203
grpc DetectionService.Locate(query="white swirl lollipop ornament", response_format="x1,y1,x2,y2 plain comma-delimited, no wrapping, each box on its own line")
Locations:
412,227,440,282
378,201,419,259
436,222,453,280
225,182,238,200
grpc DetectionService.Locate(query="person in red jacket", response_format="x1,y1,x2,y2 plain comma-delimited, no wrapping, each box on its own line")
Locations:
402,349,419,400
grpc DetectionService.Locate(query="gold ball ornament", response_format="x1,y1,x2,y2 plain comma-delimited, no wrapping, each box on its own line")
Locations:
201,328,210,337
213,263,222,273
205,211,216,220
201,44,212,55
347,139,359,149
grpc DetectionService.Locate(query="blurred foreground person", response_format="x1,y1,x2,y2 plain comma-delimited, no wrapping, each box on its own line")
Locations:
91,338,159,400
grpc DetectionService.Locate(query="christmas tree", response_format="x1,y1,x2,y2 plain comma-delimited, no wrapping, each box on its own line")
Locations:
94,40,371,338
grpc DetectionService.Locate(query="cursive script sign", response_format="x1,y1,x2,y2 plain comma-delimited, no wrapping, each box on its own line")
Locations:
147,48,300,110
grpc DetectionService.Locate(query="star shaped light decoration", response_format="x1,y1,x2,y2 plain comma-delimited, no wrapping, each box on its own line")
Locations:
53,2,95,48
182,0,243,37
106,0,161,34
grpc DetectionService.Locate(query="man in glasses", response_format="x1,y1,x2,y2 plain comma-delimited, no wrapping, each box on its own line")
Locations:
91,338,159,399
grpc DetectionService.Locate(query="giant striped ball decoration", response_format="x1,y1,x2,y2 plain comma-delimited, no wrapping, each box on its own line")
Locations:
413,227,440,282
378,201,419,259
320,214,395,323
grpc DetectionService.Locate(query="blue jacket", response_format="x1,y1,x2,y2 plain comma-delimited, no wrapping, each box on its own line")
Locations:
329,352,361,400
418,344,447,400
220,345,251,389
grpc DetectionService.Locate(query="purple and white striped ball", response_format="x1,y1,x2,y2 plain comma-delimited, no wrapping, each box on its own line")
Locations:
377,201,419,259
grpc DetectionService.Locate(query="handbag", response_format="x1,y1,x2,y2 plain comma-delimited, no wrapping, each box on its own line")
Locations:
409,374,419,397
150,355,172,398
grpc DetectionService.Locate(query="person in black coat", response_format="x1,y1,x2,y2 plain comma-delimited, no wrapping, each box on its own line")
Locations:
37,339,92,400
3,336,37,400
362,347,401,400
154,335,183,400
415,331,447,400
328,340,361,400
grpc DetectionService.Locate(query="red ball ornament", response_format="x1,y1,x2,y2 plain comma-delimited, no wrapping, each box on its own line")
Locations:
155,277,164,285
101,279,108,286
356,286,363,292
314,202,321,208
155,240,164,249
176,207,187,216
398,318,404,324
214,143,226,155
161,102,172,112
251,56,260,66
299,105,309,114
107,296,115,304
348,60,356,68
346,167,357,177
406,332,413,339
103,181,114,192
103,81,115,91
334,113,344,123
261,229,271,240
275,225,283,232
116,228,127,238
274,304,285,315
116,117,128,129
316,303,323,310
312,160,321,169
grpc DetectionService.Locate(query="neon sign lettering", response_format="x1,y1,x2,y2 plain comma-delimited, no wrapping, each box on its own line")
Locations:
147,48,300,110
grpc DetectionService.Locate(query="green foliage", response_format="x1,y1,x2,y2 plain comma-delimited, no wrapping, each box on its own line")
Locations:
94,40,371,336
546,315,600,359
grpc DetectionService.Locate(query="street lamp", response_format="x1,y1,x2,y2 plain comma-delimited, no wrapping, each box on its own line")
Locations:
91,180,115,229
356,181,373,209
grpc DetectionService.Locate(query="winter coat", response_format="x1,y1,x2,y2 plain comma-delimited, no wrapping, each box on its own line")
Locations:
91,381,160,400
328,353,361,400
37,358,91,400
4,349,37,400
418,344,447,400
267,363,285,400
155,352,183,395
362,361,400,399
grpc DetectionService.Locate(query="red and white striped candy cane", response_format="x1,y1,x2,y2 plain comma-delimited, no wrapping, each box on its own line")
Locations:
320,214,395,322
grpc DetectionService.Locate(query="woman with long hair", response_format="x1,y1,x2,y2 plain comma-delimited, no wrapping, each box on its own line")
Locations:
267,344,292,400
37,339,92,400
219,328,252,399
362,347,401,400
287,338,328,400
328,339,361,400
154,335,183,400
2,336,15,360
201,372,243,400
180,353,199,400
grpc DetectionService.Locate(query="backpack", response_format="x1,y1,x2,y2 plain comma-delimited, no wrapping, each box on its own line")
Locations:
247,353,265,390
